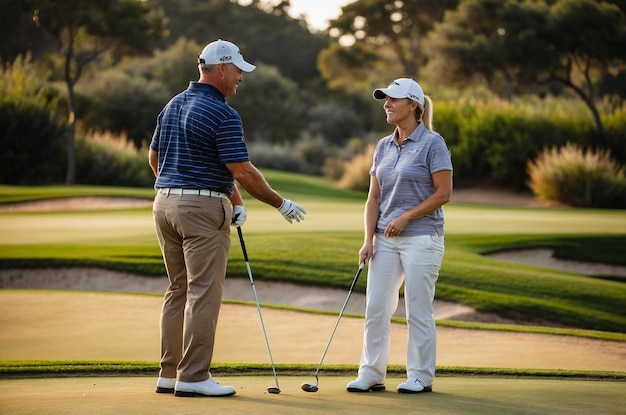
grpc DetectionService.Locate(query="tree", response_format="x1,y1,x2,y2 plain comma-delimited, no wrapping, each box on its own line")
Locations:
148,0,327,85
545,0,626,137
322,0,459,82
22,0,166,184
426,0,626,137
228,64,308,144
75,38,201,147
426,0,550,96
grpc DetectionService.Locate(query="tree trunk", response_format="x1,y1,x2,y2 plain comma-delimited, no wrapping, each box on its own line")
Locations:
64,109,76,185
63,29,76,185
566,80,605,139
587,99,605,139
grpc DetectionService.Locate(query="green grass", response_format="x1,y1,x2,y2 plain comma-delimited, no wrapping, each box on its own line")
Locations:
225,300,626,342
1,360,623,380
0,171,366,204
1,171,625,333
0,184,155,204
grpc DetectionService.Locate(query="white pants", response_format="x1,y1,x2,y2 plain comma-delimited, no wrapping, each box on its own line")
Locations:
357,234,444,386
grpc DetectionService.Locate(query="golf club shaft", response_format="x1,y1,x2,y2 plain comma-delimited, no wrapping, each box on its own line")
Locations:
237,226,280,390
313,262,365,378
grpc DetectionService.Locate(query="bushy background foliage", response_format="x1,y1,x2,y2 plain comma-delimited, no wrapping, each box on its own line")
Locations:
527,143,626,208
0,57,66,185
2,0,625,209
0,100,66,185
74,130,153,187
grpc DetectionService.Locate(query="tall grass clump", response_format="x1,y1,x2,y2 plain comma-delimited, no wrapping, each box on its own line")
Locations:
75,129,154,187
336,143,375,192
527,143,626,208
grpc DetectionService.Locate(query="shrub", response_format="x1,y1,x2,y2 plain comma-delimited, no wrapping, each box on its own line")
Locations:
139,37,203,97
307,101,364,146
247,136,333,175
323,135,378,182
292,135,328,175
527,143,626,208
602,110,626,165
229,64,308,144
0,101,66,184
246,141,302,172
435,92,626,191
75,129,154,187
0,56,66,184
336,143,376,192
76,69,170,147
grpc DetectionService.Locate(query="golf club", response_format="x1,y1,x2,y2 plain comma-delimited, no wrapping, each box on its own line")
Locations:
301,262,366,393
237,226,281,394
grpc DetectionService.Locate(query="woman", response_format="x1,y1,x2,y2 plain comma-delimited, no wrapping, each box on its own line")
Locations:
347,78,452,394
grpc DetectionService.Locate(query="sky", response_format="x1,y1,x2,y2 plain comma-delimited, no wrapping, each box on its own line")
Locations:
238,0,357,31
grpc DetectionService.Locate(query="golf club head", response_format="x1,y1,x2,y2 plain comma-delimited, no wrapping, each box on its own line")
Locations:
301,383,318,393
267,386,281,394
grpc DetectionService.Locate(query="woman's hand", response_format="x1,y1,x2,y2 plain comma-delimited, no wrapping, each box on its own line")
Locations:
359,241,374,265
384,215,409,237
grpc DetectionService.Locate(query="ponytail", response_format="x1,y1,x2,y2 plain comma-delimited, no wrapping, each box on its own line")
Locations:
414,95,434,131
422,95,434,131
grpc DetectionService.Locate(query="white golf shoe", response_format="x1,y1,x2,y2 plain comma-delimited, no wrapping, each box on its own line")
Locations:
175,377,236,397
396,378,432,394
155,377,175,394
346,375,386,392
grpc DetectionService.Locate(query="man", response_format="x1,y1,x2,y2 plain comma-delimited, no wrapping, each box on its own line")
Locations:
149,39,306,397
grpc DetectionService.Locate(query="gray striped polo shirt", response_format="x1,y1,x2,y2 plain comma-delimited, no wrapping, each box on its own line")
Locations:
370,123,453,236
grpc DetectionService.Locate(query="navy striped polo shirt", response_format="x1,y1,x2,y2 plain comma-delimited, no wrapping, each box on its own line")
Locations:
150,82,250,195
370,123,453,236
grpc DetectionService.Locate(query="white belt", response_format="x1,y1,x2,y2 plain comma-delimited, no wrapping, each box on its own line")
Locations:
158,188,228,199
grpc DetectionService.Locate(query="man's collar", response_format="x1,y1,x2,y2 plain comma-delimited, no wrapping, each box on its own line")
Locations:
189,82,225,101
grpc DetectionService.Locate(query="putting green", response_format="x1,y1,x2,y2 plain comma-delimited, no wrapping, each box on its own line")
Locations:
0,376,624,415
1,290,625,414
0,290,626,372
1,290,625,372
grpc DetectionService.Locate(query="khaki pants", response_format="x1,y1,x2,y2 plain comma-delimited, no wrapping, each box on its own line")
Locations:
153,193,232,382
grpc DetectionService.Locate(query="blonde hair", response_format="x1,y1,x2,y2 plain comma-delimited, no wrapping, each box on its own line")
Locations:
415,95,434,131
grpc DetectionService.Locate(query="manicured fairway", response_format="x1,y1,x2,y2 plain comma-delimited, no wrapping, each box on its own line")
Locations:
0,375,624,415
2,201,626,246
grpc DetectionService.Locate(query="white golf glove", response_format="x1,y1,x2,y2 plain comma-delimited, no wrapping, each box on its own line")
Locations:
231,205,247,227
277,199,306,223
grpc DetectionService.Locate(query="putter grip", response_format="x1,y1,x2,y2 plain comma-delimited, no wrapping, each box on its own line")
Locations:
237,226,249,262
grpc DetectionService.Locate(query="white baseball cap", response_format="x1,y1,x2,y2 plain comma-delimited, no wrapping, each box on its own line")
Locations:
198,39,256,72
373,78,424,105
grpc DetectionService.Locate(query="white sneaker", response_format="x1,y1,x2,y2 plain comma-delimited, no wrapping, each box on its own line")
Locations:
346,376,385,392
155,377,175,394
175,377,236,397
397,378,432,394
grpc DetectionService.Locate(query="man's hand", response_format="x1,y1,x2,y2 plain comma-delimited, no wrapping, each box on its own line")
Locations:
277,199,306,223
232,205,247,227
